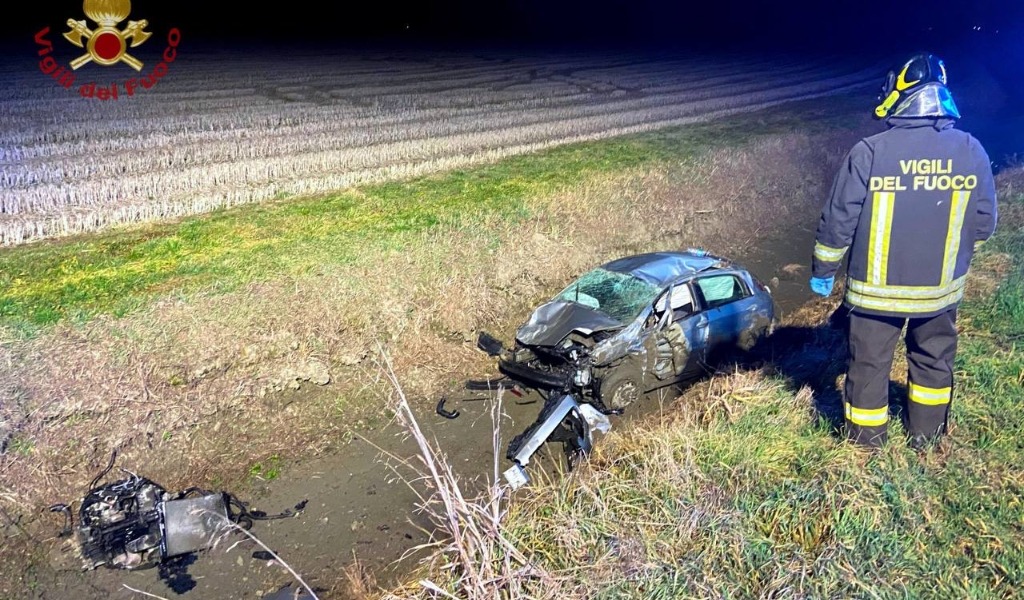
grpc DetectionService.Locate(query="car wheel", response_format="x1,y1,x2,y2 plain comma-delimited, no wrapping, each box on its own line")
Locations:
738,319,773,352
599,366,643,410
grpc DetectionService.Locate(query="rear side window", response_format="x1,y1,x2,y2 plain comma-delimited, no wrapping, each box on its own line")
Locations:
695,274,750,309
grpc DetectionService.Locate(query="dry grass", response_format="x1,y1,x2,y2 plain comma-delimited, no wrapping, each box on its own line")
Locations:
0,124,869,596
377,351,563,600
384,362,853,598
340,557,380,600
381,166,1024,600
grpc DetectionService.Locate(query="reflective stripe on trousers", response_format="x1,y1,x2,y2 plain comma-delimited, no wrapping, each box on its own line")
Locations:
844,310,958,447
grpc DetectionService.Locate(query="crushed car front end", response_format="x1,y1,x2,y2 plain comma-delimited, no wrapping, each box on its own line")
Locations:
495,265,665,404
466,250,776,487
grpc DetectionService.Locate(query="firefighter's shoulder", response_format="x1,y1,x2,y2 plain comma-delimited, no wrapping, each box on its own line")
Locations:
851,130,889,158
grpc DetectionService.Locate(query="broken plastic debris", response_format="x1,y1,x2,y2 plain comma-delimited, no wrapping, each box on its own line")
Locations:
578,404,611,434
503,464,529,489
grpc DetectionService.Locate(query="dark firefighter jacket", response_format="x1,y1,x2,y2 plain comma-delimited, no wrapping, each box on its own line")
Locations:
812,117,998,318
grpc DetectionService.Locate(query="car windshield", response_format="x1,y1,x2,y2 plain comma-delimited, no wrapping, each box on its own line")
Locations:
555,268,661,323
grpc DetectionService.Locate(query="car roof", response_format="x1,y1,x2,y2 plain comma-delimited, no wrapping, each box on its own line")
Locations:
600,251,730,286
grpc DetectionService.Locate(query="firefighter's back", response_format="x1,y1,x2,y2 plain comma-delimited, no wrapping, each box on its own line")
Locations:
845,120,995,318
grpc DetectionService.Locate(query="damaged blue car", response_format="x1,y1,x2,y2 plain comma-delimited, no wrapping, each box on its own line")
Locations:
468,249,776,487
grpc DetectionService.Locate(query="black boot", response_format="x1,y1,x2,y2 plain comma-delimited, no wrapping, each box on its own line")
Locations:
908,434,934,451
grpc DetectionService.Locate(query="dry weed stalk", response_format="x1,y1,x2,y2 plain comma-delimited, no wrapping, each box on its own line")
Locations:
376,347,553,599
122,584,171,599
201,510,320,600
341,552,379,598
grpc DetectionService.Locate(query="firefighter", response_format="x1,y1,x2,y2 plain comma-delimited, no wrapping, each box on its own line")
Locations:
809,53,998,449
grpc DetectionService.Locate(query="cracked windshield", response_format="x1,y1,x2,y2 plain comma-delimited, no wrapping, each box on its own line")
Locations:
556,268,661,322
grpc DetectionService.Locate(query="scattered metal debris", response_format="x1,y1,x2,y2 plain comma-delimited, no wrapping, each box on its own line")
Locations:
49,451,307,571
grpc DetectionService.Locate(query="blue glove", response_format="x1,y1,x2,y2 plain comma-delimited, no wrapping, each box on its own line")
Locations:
810,276,834,297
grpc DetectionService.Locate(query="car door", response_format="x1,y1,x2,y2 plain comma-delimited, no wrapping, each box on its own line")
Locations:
692,273,759,358
649,282,706,381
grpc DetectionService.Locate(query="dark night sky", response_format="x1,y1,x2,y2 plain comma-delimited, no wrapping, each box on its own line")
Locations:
7,0,1023,49
162,1,1020,49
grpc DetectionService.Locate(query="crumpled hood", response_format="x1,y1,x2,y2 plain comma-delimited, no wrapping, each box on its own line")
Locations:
516,301,624,347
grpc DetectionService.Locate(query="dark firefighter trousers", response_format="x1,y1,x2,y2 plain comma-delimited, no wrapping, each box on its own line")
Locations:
844,309,958,447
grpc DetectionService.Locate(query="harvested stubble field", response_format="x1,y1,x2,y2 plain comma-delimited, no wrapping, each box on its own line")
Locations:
1,51,877,244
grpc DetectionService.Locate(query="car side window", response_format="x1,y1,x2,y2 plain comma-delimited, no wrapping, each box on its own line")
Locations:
694,274,750,310
668,284,695,319
653,283,696,322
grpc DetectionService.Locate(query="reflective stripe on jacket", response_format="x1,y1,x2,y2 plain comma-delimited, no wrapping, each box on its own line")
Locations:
812,117,998,318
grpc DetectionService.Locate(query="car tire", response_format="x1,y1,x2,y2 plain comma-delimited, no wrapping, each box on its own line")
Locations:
737,319,773,353
599,366,643,410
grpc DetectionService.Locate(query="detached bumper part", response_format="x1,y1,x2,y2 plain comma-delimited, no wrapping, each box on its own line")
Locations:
504,394,596,489
498,359,570,390
477,331,506,357
577,403,611,434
